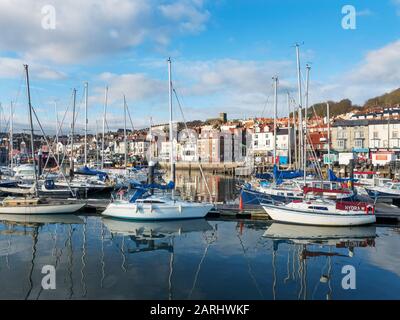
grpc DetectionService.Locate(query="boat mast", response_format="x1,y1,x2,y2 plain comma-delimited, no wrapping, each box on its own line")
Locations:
102,86,108,170
287,92,291,168
54,100,60,164
273,76,278,165
96,120,99,168
149,117,153,162
84,82,88,167
9,101,14,171
123,95,128,170
304,64,310,181
167,58,175,190
70,89,77,175
327,102,331,170
295,44,303,171
23,64,39,197
293,100,298,169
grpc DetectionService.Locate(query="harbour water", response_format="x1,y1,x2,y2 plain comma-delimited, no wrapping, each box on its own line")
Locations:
0,215,399,300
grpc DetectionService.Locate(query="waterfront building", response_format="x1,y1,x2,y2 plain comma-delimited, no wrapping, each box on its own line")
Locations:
251,123,293,163
331,120,369,155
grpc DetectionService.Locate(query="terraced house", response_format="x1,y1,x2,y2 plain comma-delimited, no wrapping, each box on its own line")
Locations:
331,120,369,157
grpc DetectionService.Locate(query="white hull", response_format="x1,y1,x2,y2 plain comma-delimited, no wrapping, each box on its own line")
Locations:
264,222,377,242
0,214,84,225
102,218,213,237
102,200,213,220
0,202,86,215
262,204,376,226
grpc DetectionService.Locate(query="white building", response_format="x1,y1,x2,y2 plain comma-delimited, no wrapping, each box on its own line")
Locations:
368,119,400,149
252,124,293,159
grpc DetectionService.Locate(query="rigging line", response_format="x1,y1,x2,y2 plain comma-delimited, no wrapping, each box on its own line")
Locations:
260,95,271,119
81,218,87,297
284,250,291,283
168,237,174,301
124,99,135,131
24,227,39,300
311,254,330,300
67,225,74,300
237,230,264,299
56,92,73,138
13,73,25,106
30,104,76,195
172,87,213,202
187,245,209,299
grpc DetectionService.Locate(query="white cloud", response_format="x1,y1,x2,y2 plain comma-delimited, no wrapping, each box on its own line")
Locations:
91,72,166,105
0,57,66,79
172,59,295,95
0,0,210,64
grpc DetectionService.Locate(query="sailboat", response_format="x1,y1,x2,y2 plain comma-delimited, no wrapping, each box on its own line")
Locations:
240,72,354,206
0,65,86,215
261,49,375,226
102,58,213,221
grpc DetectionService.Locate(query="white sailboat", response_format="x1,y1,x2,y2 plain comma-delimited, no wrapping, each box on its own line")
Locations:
261,48,375,226
102,58,213,221
262,198,376,226
0,65,86,215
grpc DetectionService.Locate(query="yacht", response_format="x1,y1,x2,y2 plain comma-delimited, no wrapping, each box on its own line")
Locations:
262,198,376,226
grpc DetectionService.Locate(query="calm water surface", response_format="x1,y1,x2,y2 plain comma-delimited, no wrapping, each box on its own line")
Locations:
0,214,399,300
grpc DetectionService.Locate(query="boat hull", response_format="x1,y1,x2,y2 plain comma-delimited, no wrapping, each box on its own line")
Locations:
262,204,376,226
0,202,86,215
102,202,214,220
365,187,400,200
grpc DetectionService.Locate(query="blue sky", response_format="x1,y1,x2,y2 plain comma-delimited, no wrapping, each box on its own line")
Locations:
1,0,400,134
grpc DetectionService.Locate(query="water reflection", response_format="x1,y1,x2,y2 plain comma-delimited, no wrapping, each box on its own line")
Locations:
174,172,238,203
263,223,377,300
102,218,216,300
0,215,399,300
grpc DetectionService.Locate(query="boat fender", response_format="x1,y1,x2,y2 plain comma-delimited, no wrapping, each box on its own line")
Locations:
179,205,182,213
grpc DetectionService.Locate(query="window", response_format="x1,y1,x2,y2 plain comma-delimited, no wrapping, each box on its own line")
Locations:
354,139,364,148
393,131,398,139
338,140,346,149
373,131,379,139
354,131,364,139
338,130,347,139
383,140,388,148
373,140,380,148
308,206,329,211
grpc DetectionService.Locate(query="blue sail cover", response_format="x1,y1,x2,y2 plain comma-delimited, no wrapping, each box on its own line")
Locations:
273,165,304,185
255,173,273,180
75,166,108,181
129,180,175,190
328,169,357,183
128,181,175,203
128,188,150,202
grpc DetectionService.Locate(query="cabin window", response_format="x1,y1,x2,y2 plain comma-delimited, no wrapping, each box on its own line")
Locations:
287,193,294,197
140,200,165,204
314,183,322,189
308,206,328,210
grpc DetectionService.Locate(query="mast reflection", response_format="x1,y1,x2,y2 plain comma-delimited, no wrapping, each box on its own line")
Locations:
263,222,377,300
